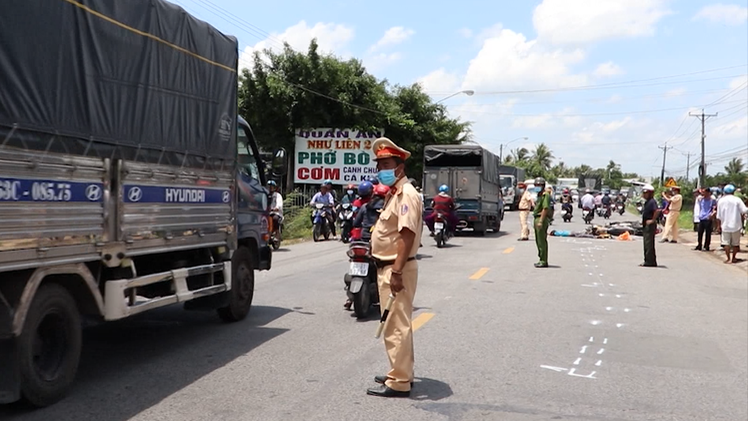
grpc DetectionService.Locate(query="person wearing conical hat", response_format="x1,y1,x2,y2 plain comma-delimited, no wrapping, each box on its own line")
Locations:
367,137,423,398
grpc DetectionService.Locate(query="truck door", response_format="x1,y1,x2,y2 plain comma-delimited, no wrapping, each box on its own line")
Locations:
423,168,452,197
454,169,481,199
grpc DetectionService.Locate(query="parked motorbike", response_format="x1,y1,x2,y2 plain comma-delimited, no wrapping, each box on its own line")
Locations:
338,202,355,243
616,202,625,215
582,207,594,224
269,211,283,250
561,203,573,222
343,242,379,318
312,203,333,242
603,204,612,219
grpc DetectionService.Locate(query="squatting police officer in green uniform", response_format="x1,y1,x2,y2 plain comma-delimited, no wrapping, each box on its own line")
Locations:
532,177,551,268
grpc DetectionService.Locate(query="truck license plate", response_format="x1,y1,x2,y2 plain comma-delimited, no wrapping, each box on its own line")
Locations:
350,262,368,276
434,222,444,230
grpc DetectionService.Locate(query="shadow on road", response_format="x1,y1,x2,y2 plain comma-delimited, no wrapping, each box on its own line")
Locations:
0,305,291,421
410,377,453,401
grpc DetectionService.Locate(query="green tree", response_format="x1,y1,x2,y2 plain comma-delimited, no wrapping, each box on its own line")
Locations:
238,39,470,185
725,158,745,176
505,147,530,165
531,143,555,172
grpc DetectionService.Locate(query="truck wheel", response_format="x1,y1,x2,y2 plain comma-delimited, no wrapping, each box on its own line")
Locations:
18,283,81,407
217,247,255,322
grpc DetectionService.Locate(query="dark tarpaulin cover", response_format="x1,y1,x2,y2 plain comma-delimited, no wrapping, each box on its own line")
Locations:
0,0,238,164
423,144,499,184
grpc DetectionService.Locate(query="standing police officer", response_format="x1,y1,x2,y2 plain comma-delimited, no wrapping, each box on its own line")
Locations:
533,177,551,268
367,137,423,398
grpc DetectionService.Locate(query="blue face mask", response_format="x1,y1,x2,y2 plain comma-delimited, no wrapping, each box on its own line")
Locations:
377,169,397,186
533,187,541,193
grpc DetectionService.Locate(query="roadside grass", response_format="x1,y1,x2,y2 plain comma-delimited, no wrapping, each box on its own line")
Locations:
283,209,312,240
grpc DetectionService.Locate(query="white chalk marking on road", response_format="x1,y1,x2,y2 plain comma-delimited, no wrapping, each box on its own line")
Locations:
540,365,568,372
608,283,616,287
573,357,582,365
568,368,597,379
588,272,593,276
599,273,604,277
605,306,613,311
603,338,608,344
616,323,625,328
590,320,602,325
615,294,622,298
595,360,602,367
598,293,605,297
445,296,453,300
597,348,605,355
581,284,598,288
589,336,594,342
624,308,631,313
580,346,588,354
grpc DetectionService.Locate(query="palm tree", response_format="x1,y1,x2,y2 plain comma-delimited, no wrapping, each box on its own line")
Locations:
509,147,530,164
725,158,745,176
531,143,555,172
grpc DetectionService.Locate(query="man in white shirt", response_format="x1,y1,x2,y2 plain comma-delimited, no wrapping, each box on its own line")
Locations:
580,189,596,210
716,184,748,264
268,180,283,239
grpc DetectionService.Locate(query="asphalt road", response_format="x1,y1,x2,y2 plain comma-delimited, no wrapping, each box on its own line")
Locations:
3,206,747,421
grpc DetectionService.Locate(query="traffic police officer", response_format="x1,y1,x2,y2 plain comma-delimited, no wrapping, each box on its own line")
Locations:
533,177,551,268
367,137,423,398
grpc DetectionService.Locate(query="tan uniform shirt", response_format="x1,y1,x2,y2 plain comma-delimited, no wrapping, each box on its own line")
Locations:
518,190,533,211
372,177,423,261
668,194,683,211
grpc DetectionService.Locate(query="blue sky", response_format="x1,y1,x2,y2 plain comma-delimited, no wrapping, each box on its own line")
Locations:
171,0,748,180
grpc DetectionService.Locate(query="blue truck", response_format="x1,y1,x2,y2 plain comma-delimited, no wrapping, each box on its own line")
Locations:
0,0,286,406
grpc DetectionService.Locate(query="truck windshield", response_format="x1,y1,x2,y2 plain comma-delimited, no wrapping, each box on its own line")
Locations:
500,177,513,188
237,126,260,180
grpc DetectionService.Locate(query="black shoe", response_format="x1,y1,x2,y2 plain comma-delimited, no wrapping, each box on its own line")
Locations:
366,385,410,398
704,247,710,251
534,263,549,268
693,246,702,251
374,375,414,387
670,240,678,243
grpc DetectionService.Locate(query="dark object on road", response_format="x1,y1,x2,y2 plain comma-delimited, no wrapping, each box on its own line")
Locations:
344,242,379,319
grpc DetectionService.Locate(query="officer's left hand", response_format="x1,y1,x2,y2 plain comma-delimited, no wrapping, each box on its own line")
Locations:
390,272,404,294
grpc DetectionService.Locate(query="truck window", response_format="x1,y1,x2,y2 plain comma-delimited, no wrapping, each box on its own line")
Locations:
237,126,260,180
500,177,513,188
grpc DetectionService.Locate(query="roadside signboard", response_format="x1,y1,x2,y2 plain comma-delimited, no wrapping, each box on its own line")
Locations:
294,128,384,185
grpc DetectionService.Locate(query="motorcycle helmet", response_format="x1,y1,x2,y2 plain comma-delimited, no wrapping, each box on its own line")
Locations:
534,177,546,186
563,188,569,194
346,183,356,195
323,179,333,186
373,184,390,197
267,180,277,188
439,184,449,193
724,184,736,194
358,181,374,197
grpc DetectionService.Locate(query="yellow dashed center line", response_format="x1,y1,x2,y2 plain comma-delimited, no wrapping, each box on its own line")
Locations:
469,267,490,280
503,247,515,254
412,312,435,331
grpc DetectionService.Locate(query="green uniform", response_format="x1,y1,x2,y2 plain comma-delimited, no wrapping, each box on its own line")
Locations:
533,191,551,266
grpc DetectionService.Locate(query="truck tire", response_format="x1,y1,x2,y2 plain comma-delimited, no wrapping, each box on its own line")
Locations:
217,246,255,322
18,283,81,407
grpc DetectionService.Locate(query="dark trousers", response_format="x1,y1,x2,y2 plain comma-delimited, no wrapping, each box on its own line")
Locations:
534,219,549,265
642,223,657,266
697,219,713,250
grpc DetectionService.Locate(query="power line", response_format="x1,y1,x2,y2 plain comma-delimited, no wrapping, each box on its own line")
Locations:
705,81,748,107
439,71,747,96
690,109,719,188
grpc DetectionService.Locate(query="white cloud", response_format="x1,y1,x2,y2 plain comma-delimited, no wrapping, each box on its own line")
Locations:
475,23,504,43
533,0,671,45
363,52,404,73
712,115,748,138
606,95,623,104
730,75,748,90
458,28,473,38
665,87,687,97
593,61,624,77
461,28,587,92
369,26,415,52
694,4,748,26
238,21,354,70
417,68,462,94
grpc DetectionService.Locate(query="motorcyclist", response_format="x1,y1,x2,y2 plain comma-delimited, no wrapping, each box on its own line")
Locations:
346,183,388,310
310,183,336,237
352,180,374,212
425,184,459,235
268,180,283,238
561,188,573,217
580,189,595,210
341,183,357,205
594,192,603,209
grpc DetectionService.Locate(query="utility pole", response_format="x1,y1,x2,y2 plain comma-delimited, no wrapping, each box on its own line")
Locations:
684,152,691,181
659,143,673,185
689,109,718,188
499,144,503,164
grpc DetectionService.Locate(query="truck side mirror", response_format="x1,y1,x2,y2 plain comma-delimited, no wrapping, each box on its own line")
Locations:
271,148,288,177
